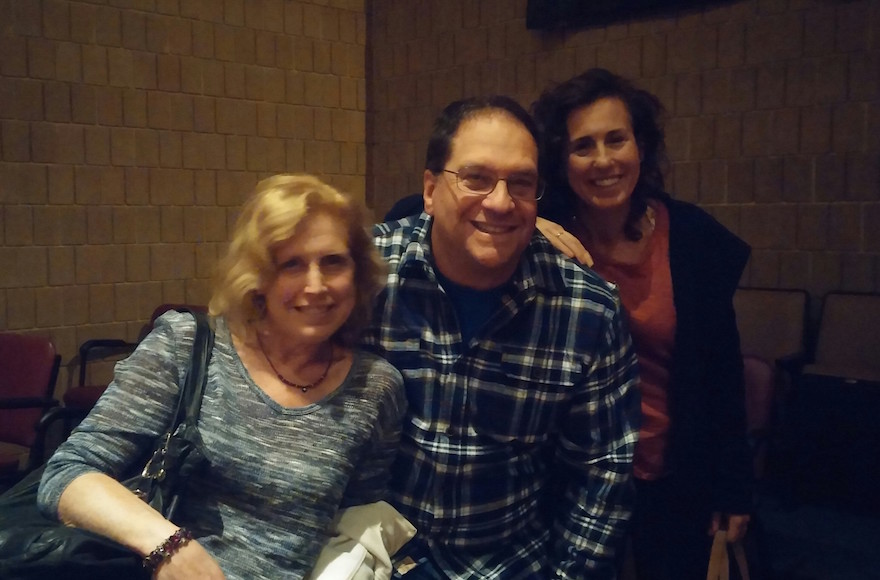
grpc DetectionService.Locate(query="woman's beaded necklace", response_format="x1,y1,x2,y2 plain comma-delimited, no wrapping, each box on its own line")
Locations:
256,334,333,393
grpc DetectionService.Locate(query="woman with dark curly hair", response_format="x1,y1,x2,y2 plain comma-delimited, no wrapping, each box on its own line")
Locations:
533,68,752,580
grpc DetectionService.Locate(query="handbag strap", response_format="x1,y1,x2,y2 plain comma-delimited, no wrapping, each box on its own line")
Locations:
138,309,213,484
168,308,214,432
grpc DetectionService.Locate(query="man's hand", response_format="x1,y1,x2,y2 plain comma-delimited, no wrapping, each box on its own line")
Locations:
535,217,594,267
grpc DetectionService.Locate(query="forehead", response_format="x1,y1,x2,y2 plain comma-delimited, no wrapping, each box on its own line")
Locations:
277,212,348,256
448,112,538,170
568,97,633,134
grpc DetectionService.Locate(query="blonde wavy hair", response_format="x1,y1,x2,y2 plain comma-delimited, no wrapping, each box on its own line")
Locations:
209,174,386,347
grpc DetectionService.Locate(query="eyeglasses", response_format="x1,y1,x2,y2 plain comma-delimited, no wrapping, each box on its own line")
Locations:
441,166,544,202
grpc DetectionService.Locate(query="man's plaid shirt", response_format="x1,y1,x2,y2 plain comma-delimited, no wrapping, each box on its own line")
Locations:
363,214,640,579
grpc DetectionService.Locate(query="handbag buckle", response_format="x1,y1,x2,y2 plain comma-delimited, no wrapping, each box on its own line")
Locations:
140,433,171,481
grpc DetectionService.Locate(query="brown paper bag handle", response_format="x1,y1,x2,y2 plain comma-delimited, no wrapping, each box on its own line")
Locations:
706,530,750,580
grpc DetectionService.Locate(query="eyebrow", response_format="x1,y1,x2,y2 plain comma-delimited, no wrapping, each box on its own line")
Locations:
568,135,594,147
458,164,538,175
569,128,630,143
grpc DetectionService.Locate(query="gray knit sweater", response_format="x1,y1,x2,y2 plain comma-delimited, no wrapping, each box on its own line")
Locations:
38,311,406,579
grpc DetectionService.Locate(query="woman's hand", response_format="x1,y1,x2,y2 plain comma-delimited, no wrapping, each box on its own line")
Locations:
535,217,594,267
709,512,751,543
156,540,226,580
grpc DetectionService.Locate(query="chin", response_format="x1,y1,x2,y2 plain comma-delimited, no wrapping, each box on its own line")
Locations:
583,191,631,209
297,331,338,345
476,249,524,274
468,241,508,262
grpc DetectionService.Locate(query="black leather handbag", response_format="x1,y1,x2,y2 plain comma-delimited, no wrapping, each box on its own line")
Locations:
0,308,214,580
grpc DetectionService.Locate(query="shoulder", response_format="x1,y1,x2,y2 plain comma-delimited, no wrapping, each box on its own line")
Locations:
354,350,404,384
372,213,422,238
659,194,750,294
372,215,435,282
350,350,407,412
150,310,200,348
665,196,747,248
351,350,405,404
372,215,424,258
383,193,424,221
662,196,749,263
152,309,199,333
142,310,210,372
525,236,622,311
664,197,716,230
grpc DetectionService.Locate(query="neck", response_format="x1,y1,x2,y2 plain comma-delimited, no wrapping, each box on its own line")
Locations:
255,327,328,369
255,329,335,392
574,200,631,245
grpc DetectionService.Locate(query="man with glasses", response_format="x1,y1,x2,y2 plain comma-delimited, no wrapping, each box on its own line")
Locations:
363,96,640,579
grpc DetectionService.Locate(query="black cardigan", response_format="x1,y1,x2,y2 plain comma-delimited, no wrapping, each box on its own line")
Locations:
660,192,752,513
383,192,753,512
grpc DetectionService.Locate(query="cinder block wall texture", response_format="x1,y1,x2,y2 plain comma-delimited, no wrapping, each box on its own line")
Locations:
0,0,367,393
1,0,878,396
368,0,880,301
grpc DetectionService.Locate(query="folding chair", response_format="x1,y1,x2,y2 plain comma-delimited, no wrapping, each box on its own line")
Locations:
0,333,61,483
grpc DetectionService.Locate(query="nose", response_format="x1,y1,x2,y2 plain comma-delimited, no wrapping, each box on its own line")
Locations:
482,179,516,212
592,143,612,166
303,263,326,293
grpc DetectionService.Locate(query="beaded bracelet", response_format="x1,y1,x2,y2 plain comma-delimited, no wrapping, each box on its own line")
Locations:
142,527,194,571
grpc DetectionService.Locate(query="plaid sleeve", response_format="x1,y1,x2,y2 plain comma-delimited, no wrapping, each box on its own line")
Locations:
552,299,641,580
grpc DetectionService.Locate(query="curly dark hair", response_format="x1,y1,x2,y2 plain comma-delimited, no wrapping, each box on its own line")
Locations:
532,68,668,240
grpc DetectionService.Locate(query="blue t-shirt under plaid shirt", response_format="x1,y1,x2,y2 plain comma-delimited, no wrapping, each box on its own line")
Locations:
363,214,641,580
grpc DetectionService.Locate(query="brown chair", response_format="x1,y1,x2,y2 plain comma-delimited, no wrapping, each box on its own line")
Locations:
733,287,810,368
800,291,880,382
0,332,61,480
734,288,811,488
784,292,880,513
63,304,208,418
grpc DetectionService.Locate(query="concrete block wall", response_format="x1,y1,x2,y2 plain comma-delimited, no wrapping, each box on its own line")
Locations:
0,0,367,394
368,0,880,303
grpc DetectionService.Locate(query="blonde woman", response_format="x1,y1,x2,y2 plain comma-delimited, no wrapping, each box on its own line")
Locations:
38,175,406,579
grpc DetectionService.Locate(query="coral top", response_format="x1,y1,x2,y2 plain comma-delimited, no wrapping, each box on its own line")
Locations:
591,202,676,480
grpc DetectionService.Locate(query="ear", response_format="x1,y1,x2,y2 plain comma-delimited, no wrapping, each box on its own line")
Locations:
423,169,437,216
251,291,267,316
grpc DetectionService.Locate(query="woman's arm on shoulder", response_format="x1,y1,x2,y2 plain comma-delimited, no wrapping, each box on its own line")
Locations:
535,217,594,266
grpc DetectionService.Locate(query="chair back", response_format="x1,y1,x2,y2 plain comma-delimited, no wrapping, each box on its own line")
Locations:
808,292,880,381
70,304,209,413
0,333,60,448
734,287,809,362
